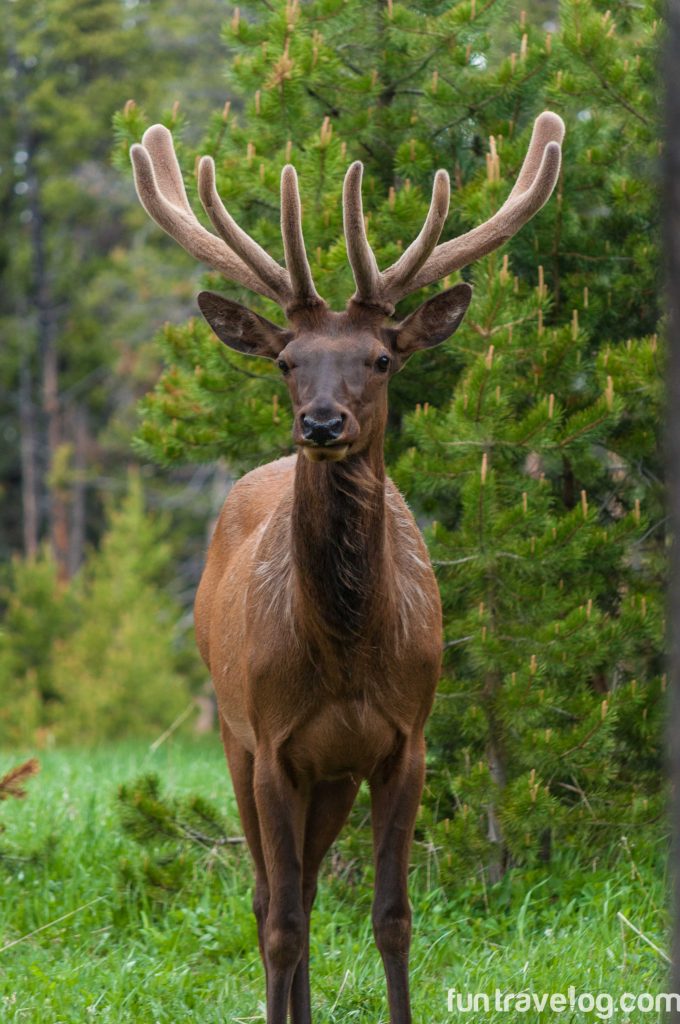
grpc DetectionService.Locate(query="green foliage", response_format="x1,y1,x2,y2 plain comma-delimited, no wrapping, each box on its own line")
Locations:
117,772,241,899
51,472,194,742
118,0,553,463
0,474,197,746
0,552,78,746
118,0,663,873
1,0,167,400
551,0,661,340
134,317,293,470
113,0,662,461
395,254,664,873
0,0,232,561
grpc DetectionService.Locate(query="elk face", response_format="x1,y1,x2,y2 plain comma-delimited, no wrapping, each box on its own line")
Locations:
276,325,391,462
198,284,472,462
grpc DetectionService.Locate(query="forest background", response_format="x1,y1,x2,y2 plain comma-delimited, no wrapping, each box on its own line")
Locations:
0,0,667,960
0,1,670,1018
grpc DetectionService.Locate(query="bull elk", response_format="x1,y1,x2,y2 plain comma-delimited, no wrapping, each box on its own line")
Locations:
131,111,564,1024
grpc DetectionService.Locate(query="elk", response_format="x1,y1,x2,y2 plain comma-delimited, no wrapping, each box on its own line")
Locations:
130,110,564,1024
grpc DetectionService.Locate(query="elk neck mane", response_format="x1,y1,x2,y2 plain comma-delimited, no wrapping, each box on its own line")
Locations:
290,448,387,646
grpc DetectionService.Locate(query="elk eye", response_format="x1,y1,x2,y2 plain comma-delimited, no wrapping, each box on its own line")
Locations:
277,359,290,375
375,354,391,373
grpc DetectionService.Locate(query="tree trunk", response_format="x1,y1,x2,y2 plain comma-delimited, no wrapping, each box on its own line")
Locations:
42,328,69,580
9,40,42,563
68,403,88,577
19,356,39,560
27,150,69,580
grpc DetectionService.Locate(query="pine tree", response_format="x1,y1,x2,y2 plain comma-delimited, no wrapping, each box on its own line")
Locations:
116,0,559,467
0,475,201,746
394,251,663,874
51,471,195,742
393,0,663,872
0,551,78,746
116,0,663,869
552,0,661,341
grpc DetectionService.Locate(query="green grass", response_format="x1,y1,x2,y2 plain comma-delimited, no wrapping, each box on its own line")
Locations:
0,740,669,1022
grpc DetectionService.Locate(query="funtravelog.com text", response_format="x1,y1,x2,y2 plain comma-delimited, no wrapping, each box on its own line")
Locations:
446,987,679,1019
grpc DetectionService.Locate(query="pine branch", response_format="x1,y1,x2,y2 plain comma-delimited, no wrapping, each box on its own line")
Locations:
0,759,40,802
575,50,653,128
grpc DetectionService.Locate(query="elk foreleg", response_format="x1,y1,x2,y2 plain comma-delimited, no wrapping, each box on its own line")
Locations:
290,776,360,1024
253,749,308,1024
369,735,425,1024
220,722,270,977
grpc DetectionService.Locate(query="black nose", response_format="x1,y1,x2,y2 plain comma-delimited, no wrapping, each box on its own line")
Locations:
301,414,344,446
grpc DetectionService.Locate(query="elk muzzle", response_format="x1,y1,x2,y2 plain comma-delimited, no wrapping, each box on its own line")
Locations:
296,407,358,462
301,414,344,445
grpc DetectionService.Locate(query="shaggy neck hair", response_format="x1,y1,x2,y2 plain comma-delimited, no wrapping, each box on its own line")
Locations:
291,444,387,652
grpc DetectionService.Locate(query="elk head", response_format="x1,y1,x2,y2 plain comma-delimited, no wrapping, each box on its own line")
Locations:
130,114,564,462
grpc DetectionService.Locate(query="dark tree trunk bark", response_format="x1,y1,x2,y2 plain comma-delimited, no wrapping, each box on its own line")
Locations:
42,328,70,580
664,0,680,1013
68,403,88,577
483,669,508,883
27,151,69,580
9,40,43,563
19,356,39,560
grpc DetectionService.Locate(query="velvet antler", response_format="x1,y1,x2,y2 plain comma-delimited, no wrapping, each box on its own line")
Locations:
130,125,322,312
343,112,565,313
132,113,564,318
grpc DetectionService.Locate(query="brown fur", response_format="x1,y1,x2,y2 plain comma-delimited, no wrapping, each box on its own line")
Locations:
197,448,442,754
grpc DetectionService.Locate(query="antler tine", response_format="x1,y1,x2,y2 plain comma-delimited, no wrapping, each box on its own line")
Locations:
343,163,449,312
130,125,283,304
140,124,194,214
280,165,323,309
382,111,565,306
343,161,381,305
508,111,565,201
197,156,292,303
380,169,450,299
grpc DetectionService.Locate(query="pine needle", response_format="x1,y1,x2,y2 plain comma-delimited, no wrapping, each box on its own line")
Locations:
0,759,40,802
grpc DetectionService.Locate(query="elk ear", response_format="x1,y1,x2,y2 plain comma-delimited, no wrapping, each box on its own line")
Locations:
385,283,472,362
198,291,293,360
